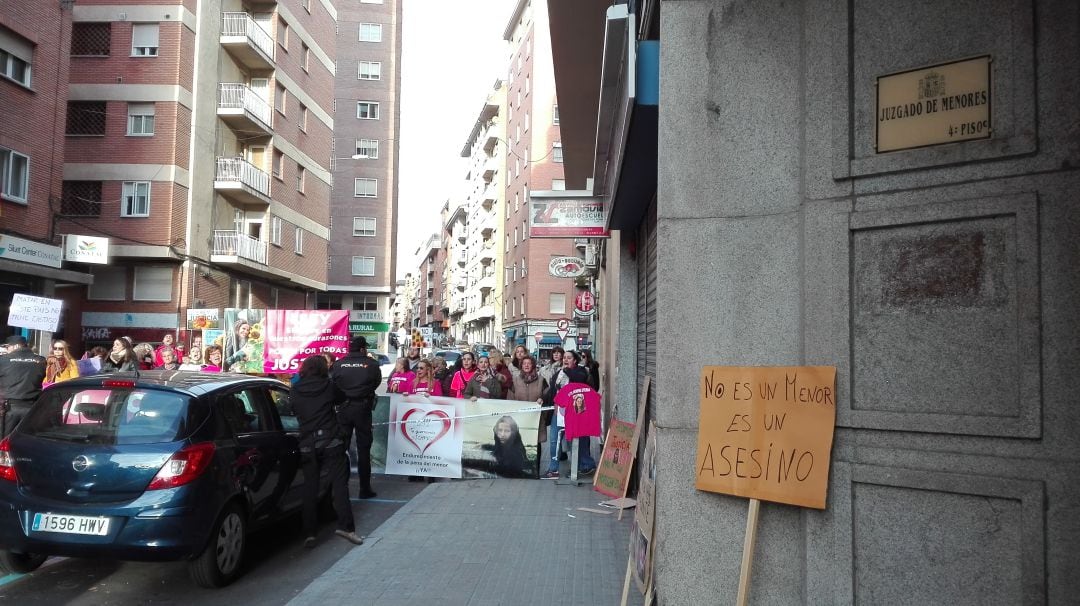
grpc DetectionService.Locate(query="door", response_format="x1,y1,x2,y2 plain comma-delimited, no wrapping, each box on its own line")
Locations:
249,78,269,101
267,386,305,513
218,387,292,525
247,146,266,172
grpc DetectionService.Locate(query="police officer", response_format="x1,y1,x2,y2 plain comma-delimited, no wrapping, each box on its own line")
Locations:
0,335,47,437
330,336,382,499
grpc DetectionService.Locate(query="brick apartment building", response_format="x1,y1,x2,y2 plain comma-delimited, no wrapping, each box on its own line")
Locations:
41,0,338,353
323,0,402,353
0,1,91,347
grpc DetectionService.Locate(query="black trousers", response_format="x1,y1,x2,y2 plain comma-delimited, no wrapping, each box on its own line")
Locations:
301,444,353,536
337,400,374,494
1,400,34,438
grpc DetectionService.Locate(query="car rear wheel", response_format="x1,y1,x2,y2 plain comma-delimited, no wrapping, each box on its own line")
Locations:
0,550,47,574
189,503,246,588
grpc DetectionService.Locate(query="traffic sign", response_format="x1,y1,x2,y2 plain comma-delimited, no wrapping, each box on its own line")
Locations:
557,318,570,331
575,290,596,317
556,326,569,341
534,331,543,342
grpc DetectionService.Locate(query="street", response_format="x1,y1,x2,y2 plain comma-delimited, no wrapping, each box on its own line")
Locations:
0,476,426,605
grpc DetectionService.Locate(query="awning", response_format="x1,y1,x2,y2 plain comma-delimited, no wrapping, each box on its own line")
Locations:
539,335,563,345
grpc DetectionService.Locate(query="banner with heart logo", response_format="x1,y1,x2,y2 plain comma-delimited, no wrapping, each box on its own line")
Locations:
385,400,462,478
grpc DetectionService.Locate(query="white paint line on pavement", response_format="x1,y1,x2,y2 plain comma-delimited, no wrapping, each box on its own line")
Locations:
0,557,67,587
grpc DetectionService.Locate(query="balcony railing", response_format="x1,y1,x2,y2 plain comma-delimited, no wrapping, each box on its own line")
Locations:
221,13,275,62
215,157,270,198
212,230,267,264
218,83,272,128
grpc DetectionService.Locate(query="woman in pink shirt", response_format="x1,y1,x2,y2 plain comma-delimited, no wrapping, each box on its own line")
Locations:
408,359,443,396
386,358,415,394
449,352,477,398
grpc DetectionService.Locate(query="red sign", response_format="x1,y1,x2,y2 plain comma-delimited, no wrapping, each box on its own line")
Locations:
534,331,544,342
575,291,596,317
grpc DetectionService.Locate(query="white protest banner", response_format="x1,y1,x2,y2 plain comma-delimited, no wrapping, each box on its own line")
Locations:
385,399,462,478
7,293,63,333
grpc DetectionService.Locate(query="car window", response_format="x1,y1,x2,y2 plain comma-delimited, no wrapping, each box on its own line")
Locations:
269,387,298,431
219,388,272,434
20,386,204,445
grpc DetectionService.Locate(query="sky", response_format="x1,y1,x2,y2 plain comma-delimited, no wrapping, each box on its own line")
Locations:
396,0,511,279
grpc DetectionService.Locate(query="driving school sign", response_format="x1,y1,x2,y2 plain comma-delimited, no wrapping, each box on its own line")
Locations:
695,366,836,509
528,190,609,238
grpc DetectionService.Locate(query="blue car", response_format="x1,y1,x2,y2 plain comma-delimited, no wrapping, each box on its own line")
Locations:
0,371,316,587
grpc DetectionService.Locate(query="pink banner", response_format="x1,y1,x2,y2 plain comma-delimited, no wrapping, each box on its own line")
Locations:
262,310,349,374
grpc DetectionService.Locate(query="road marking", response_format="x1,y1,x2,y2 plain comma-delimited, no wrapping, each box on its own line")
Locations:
0,557,66,587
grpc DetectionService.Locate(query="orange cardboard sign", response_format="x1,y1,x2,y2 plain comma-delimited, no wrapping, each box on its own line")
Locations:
695,366,837,509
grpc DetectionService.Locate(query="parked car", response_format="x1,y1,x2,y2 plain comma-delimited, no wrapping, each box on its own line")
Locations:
0,371,325,588
369,351,395,378
472,343,497,357
433,350,461,366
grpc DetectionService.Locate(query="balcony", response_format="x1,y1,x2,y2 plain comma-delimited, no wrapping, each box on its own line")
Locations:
220,13,275,69
218,83,273,136
479,247,495,265
463,305,496,325
482,157,498,182
456,232,466,244
456,255,466,267
215,157,271,206
478,271,496,292
481,184,496,210
211,230,267,267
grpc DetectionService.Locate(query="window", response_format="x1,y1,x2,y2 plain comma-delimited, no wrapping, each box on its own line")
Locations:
357,61,381,80
553,104,560,124
351,256,375,276
133,266,173,301
551,179,566,191
298,103,307,132
513,227,518,246
525,75,531,95
354,138,378,159
525,112,530,132
549,293,565,315
271,287,280,309
270,216,282,246
301,43,309,71
353,178,377,197
275,83,286,114
272,149,284,178
553,142,563,163
126,102,155,136
352,295,378,311
521,256,527,276
515,124,521,143
359,23,382,42
66,101,106,136
353,217,376,236
521,294,525,316
356,101,379,119
277,19,289,50
88,266,125,300
131,24,159,56
121,181,150,216
230,278,252,308
61,181,102,216
0,148,28,203
294,227,304,254
71,23,110,56
0,29,32,87
296,165,305,193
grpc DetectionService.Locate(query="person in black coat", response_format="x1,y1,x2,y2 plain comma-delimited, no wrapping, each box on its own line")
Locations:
291,355,363,548
0,335,47,437
330,336,382,499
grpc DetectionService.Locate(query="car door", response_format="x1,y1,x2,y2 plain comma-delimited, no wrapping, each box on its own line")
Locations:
218,385,290,525
266,386,305,513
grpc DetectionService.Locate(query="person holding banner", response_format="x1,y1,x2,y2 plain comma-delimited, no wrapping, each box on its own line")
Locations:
331,337,382,500
386,358,415,394
464,354,504,400
0,335,47,437
408,359,443,396
449,352,478,398
508,356,544,405
101,338,138,373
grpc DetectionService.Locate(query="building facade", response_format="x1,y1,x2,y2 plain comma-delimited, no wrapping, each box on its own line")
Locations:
325,0,402,353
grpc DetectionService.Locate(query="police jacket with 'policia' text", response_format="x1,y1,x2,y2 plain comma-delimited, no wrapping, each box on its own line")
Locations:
331,353,382,402
0,347,47,402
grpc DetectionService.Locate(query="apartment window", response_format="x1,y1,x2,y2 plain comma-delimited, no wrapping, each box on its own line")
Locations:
133,266,173,301
66,101,106,136
121,181,150,216
357,61,381,80
270,216,282,246
504,234,509,253
355,138,378,159
0,147,29,204
353,178,377,197
296,165,306,193
525,112,530,132
553,104,560,124
230,278,252,309
522,220,527,240
353,295,378,311
552,179,566,191
359,23,382,42
515,125,521,143
356,101,379,119
298,103,308,132
126,102,155,136
553,142,563,163
277,19,289,50
270,287,280,309
353,217,376,237
521,256,527,276
510,297,515,318
521,294,525,317
275,83,287,114
549,293,566,315
351,256,375,276
294,227,304,254
301,43,309,71
61,180,102,216
88,266,125,300
71,23,110,56
514,227,519,246
272,149,284,178
131,24,159,57
516,89,521,108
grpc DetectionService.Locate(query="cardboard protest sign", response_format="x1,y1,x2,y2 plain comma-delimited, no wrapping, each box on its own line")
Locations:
632,423,658,594
695,366,837,509
262,310,349,373
594,420,636,498
7,293,63,333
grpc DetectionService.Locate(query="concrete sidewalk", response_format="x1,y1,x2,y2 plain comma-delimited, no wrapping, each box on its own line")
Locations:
289,478,645,606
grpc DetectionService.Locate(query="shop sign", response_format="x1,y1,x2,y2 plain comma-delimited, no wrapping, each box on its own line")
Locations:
877,55,991,153
574,290,596,317
186,308,221,330
549,256,588,278
349,321,390,333
351,310,382,322
7,293,63,333
529,191,610,238
64,235,110,265
0,234,62,268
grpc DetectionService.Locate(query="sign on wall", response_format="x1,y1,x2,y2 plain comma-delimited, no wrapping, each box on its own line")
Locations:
0,234,63,268
64,235,110,265
7,293,63,333
876,55,991,153
695,366,837,509
529,191,610,238
549,256,588,278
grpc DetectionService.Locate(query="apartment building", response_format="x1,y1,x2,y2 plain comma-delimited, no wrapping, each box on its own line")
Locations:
0,1,88,347
441,201,467,343
500,0,577,359
324,0,402,353
457,79,507,347
50,0,336,352
411,232,442,343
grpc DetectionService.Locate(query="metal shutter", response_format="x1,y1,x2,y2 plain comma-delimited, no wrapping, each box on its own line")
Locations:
636,198,658,432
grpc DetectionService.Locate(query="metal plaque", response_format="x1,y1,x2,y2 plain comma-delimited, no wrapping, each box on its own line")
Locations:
876,56,991,153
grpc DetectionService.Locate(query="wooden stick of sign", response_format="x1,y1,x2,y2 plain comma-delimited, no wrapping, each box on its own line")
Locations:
617,376,651,521
735,498,761,606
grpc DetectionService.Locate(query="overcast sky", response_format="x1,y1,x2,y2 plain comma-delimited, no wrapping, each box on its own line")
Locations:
396,0,510,279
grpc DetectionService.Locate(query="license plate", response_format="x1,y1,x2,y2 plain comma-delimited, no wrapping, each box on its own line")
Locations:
31,513,111,536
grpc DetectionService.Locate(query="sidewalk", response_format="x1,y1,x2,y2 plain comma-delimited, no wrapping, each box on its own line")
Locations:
288,478,645,606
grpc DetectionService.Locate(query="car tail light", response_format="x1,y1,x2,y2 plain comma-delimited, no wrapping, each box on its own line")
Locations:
102,380,136,388
146,442,215,490
0,437,17,483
